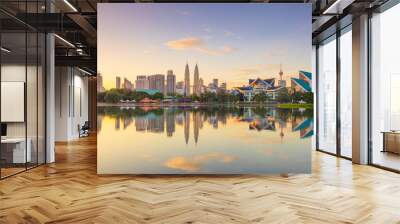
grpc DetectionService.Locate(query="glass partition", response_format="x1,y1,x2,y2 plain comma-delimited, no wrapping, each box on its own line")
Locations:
1,31,28,177
0,2,46,179
370,3,400,171
317,35,337,154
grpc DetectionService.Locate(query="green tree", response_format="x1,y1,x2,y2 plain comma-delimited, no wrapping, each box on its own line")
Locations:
292,91,303,102
276,88,291,103
97,92,106,102
104,90,122,103
303,92,314,103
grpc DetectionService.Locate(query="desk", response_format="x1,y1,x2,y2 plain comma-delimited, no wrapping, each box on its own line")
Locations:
382,131,400,154
1,138,31,163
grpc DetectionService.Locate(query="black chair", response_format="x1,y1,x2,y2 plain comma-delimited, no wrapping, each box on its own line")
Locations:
79,121,90,138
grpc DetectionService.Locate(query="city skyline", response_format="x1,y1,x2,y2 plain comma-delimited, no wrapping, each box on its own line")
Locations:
98,4,311,90
99,61,296,94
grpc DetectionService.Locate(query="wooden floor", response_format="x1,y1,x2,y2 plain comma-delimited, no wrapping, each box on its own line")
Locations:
1,135,400,224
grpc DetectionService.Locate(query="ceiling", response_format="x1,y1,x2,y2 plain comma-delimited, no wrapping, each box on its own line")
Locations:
0,0,390,74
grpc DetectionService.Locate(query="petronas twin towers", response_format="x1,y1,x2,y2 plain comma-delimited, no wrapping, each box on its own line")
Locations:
184,63,201,96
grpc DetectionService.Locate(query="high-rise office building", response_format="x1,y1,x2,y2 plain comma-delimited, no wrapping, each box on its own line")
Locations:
220,82,227,92
116,76,121,89
136,75,149,89
176,81,185,95
97,74,105,92
166,70,176,95
199,78,204,94
148,74,165,94
123,78,133,91
193,64,200,96
213,78,218,89
184,63,190,96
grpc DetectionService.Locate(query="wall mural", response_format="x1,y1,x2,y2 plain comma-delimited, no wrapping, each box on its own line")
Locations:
97,3,313,174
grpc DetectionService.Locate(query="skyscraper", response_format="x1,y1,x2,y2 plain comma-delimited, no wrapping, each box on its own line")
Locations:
148,74,165,94
136,75,149,89
116,76,121,89
123,78,133,91
213,78,218,89
193,64,200,96
184,63,190,96
199,78,204,94
176,81,184,95
220,82,227,93
97,74,105,92
166,70,176,95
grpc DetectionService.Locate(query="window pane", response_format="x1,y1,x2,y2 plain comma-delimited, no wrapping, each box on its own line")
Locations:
1,32,27,177
318,37,337,154
371,3,400,170
340,29,352,158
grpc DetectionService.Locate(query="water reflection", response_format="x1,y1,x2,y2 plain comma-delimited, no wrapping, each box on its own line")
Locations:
97,106,313,174
98,106,313,143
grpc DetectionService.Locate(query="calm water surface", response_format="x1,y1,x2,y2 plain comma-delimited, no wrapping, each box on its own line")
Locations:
97,105,313,174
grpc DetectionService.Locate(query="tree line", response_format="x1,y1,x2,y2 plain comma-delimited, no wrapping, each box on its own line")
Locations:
98,88,313,104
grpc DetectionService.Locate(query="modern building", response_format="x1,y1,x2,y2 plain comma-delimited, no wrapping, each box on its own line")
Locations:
135,75,149,89
234,78,285,101
123,78,133,91
176,81,185,95
97,74,105,92
148,74,165,94
116,76,121,89
184,63,190,96
213,78,218,89
136,89,161,96
220,82,227,93
291,71,312,92
166,70,176,95
193,64,201,96
1,1,400,223
199,78,205,94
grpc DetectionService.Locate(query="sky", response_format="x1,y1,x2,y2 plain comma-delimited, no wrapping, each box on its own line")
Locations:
98,3,311,90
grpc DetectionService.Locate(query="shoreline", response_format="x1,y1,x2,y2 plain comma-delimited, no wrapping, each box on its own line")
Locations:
97,102,313,108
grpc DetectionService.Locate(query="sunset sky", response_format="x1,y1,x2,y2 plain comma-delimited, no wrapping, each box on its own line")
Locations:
98,3,311,90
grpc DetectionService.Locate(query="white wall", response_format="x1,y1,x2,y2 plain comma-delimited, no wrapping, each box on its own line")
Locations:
55,67,89,141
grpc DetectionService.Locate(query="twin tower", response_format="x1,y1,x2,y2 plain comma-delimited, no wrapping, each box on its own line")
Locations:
184,63,201,96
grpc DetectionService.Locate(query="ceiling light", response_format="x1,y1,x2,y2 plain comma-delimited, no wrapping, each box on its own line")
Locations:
1,47,11,53
63,0,78,12
54,34,75,48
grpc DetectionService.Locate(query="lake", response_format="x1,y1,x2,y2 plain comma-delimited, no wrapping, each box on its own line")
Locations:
97,105,313,174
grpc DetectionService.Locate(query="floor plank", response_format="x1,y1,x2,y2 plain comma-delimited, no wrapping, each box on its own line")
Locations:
0,135,400,223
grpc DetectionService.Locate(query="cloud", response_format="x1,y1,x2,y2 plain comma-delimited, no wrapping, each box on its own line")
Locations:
165,37,203,50
165,152,236,172
165,37,237,56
